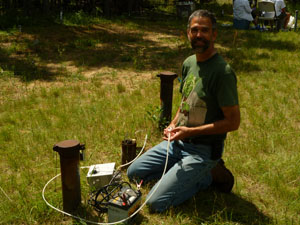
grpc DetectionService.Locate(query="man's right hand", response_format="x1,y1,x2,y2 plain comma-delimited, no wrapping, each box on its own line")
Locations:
163,126,191,141
163,124,175,139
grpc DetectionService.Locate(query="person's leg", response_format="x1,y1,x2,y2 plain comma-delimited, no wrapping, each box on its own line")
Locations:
284,13,291,29
146,141,218,212
277,12,287,30
127,140,182,182
233,19,250,30
251,8,258,26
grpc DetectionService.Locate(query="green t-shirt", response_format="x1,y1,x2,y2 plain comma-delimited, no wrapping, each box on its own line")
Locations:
177,53,239,143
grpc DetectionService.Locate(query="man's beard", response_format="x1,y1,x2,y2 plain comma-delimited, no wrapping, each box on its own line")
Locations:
191,37,210,53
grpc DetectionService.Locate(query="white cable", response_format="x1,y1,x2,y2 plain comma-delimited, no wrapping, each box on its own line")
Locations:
0,186,12,202
129,132,171,214
42,133,171,224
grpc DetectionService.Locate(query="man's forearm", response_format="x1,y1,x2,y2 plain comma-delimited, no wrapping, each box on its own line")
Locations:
186,118,239,137
169,108,180,127
166,105,240,141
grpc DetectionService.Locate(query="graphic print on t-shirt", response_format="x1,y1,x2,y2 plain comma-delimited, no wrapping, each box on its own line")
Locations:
177,73,207,127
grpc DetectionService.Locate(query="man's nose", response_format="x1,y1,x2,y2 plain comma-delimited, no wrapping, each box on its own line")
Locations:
195,30,203,37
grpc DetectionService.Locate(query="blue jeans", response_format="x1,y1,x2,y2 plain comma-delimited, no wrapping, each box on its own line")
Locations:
233,19,251,30
127,140,220,212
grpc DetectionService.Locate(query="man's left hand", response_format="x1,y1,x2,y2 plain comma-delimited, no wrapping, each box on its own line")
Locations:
163,126,190,141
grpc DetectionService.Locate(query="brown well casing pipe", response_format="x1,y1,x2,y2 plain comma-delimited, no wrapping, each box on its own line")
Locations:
121,139,137,170
53,140,85,213
157,71,178,130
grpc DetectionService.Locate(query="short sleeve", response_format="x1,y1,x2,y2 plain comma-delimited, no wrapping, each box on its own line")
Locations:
180,59,190,93
216,65,239,107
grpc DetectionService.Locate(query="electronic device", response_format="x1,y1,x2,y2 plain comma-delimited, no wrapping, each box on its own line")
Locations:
86,163,115,190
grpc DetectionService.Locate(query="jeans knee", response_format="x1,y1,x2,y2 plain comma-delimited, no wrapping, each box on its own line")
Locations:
126,164,135,180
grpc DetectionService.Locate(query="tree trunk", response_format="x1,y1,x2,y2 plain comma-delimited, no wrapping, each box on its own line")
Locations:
89,0,96,15
12,0,17,9
63,0,70,11
57,0,62,10
127,0,134,15
24,0,32,16
75,0,80,10
43,0,50,13
104,0,112,16
3,0,11,10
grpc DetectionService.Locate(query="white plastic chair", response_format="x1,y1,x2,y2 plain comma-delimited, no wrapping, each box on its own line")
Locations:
257,0,278,30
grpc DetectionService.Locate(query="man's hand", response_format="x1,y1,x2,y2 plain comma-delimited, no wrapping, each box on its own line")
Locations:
162,105,240,142
163,124,175,139
163,126,190,141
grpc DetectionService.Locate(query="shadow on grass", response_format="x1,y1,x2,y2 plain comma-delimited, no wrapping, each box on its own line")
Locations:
238,31,298,51
216,27,298,74
0,46,60,82
219,27,298,52
224,47,262,73
1,10,298,82
173,189,272,225
0,20,190,82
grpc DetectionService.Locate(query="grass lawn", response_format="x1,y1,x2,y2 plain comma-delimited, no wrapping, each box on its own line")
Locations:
1,3,300,225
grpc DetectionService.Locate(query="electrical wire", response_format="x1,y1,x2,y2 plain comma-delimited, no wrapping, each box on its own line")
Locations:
42,133,171,225
88,181,134,213
0,186,12,202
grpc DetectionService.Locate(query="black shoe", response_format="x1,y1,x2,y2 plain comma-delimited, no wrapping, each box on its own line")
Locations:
211,159,234,193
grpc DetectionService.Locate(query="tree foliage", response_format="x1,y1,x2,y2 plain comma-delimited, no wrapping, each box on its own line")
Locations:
0,0,179,16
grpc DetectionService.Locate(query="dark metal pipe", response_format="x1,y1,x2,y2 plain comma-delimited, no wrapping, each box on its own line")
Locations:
121,139,137,170
53,140,85,213
157,71,178,130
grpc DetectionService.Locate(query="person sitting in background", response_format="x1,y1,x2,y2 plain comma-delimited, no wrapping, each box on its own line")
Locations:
233,0,258,29
273,0,290,29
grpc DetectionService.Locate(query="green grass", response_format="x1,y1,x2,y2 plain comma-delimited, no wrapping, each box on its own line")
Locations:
1,2,300,224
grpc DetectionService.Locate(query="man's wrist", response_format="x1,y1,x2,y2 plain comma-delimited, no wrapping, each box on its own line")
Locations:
169,122,176,128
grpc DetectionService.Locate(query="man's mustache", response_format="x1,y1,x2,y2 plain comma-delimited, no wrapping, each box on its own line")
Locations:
192,37,208,43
